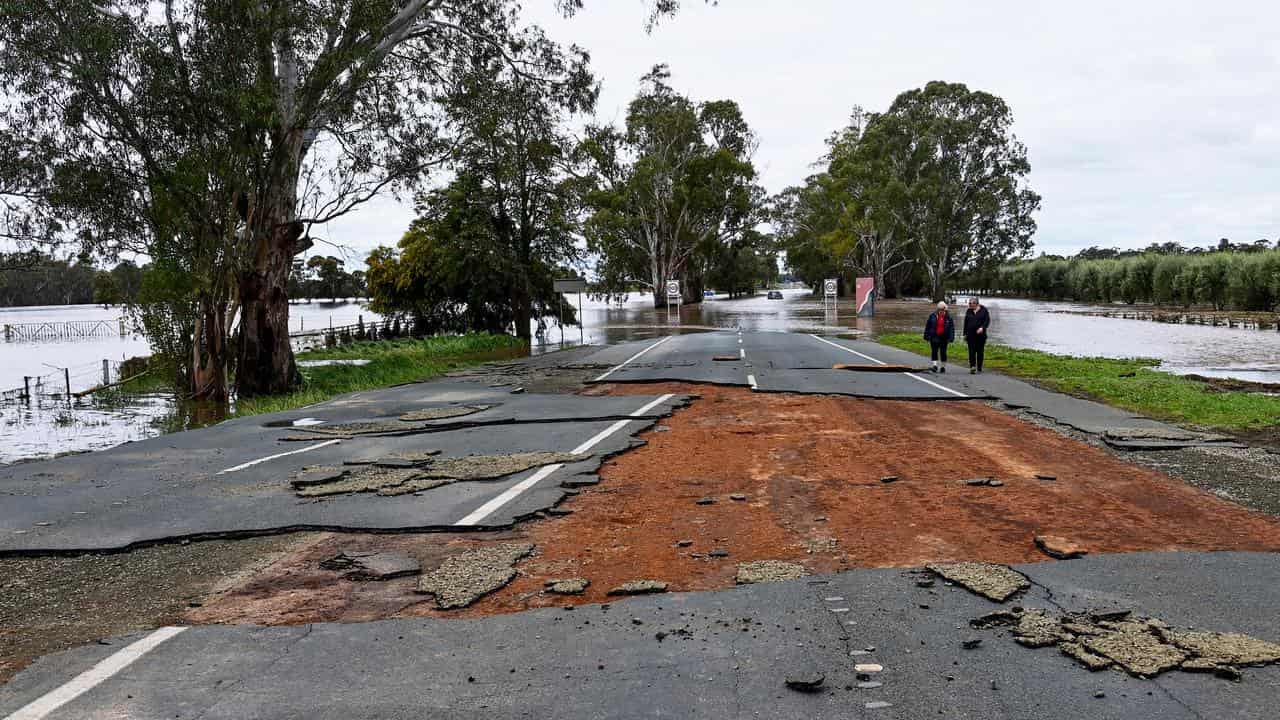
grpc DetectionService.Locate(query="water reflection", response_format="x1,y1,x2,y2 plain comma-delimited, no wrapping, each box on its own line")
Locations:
2,291,1277,464
533,290,1280,383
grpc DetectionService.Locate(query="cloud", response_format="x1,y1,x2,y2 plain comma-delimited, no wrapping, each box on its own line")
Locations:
319,0,1280,260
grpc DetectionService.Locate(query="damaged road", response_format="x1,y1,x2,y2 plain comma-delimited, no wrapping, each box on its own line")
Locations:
4,331,1280,718
4,552,1279,719
0,381,686,553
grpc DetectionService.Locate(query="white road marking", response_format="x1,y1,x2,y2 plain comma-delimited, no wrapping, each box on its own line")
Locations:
455,394,676,526
747,374,758,389
593,336,673,382
291,418,325,427
216,439,343,474
807,334,969,398
5,627,187,720
739,348,745,359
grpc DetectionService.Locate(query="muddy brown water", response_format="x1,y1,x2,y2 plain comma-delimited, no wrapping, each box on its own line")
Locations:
3,291,1277,464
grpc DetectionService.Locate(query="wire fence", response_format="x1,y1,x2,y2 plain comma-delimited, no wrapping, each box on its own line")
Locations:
0,358,132,404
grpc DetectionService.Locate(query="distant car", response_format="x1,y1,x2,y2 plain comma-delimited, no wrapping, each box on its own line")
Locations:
703,290,715,297
767,290,783,300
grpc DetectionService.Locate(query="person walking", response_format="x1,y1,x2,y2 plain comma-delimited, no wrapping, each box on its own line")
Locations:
963,297,990,374
923,301,954,373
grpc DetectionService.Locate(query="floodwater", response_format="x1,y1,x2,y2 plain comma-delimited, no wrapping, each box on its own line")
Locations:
551,290,1280,384
1,291,1277,464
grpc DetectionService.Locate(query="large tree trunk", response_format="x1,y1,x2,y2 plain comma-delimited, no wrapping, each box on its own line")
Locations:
236,141,308,397
514,236,532,343
190,294,229,402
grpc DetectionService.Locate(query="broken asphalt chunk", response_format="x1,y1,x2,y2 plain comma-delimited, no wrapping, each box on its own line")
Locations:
1158,628,1280,666
784,673,824,692
545,578,590,595
927,562,1030,602
607,580,668,596
735,560,808,585
398,404,493,422
1034,535,1088,560
327,552,422,581
1083,627,1187,677
695,496,716,505
416,543,534,610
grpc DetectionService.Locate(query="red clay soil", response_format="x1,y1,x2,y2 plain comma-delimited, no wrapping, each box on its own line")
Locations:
185,383,1280,626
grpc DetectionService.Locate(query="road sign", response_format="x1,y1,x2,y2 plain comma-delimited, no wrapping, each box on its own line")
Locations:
823,279,837,297
666,280,681,299
553,278,587,293
855,277,876,317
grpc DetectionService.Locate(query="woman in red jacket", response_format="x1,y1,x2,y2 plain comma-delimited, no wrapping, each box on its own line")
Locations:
922,301,955,373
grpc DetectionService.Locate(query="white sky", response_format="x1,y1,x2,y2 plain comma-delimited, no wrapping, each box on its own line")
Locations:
318,0,1280,262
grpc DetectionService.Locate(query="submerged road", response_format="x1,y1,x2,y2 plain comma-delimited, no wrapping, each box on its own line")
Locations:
3,330,1275,719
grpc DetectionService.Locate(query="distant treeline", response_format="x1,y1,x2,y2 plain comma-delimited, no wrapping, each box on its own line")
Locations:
1,250,368,309
965,242,1280,311
0,251,142,307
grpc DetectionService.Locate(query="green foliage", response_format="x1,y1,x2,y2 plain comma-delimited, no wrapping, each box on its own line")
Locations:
974,250,1280,311
580,65,767,305
234,334,524,417
877,333,1280,431
776,84,1040,300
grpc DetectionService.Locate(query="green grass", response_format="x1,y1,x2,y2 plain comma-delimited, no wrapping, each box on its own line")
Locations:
876,332,1280,431
233,333,525,418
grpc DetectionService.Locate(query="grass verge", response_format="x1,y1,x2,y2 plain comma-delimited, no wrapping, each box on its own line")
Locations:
876,332,1280,432
234,333,525,418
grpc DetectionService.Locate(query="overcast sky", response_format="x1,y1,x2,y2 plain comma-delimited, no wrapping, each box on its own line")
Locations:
319,0,1279,262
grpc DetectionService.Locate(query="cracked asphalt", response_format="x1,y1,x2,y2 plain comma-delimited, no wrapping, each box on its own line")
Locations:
2,330,1278,719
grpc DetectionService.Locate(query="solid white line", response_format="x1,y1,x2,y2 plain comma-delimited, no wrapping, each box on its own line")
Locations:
808,334,885,365
5,627,187,720
216,439,342,474
593,336,673,382
455,394,676,526
747,374,758,389
807,334,968,398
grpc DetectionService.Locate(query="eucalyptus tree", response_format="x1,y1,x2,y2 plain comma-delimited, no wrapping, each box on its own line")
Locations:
579,66,761,306
861,81,1040,301
0,0,669,398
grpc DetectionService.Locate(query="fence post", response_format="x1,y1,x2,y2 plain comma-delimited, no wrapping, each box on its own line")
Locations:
4,324,9,341
119,318,126,337
64,367,71,400
23,376,30,401
103,359,111,386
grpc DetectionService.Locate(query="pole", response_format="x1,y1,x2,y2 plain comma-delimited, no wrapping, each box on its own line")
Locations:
559,293,564,346
578,291,584,345
119,317,125,337
23,376,30,401
103,359,110,386
64,367,71,401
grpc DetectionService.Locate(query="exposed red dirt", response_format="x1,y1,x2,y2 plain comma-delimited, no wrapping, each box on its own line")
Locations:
186,383,1280,626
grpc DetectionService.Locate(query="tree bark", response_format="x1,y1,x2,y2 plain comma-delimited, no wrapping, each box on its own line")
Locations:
236,142,308,397
190,293,229,402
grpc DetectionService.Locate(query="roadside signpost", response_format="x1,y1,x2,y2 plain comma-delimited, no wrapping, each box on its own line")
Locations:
855,277,876,317
553,278,588,345
823,278,838,323
666,279,681,321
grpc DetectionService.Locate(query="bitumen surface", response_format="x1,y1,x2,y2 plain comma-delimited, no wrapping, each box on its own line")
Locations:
0,379,686,554
2,552,1277,719
3,330,1276,719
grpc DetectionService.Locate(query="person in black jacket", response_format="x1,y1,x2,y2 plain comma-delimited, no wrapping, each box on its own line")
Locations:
922,301,955,373
963,297,990,374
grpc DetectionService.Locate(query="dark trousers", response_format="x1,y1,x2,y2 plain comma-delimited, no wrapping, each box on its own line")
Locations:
967,337,986,370
930,341,948,363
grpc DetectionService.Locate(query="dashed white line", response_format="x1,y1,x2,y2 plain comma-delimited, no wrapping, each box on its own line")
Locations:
807,334,968,398
593,336,673,382
5,627,187,720
455,393,676,526
216,439,343,474
739,348,745,359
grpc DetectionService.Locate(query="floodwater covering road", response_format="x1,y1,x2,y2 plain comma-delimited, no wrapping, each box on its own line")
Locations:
1,290,1277,464
2,331,1280,719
